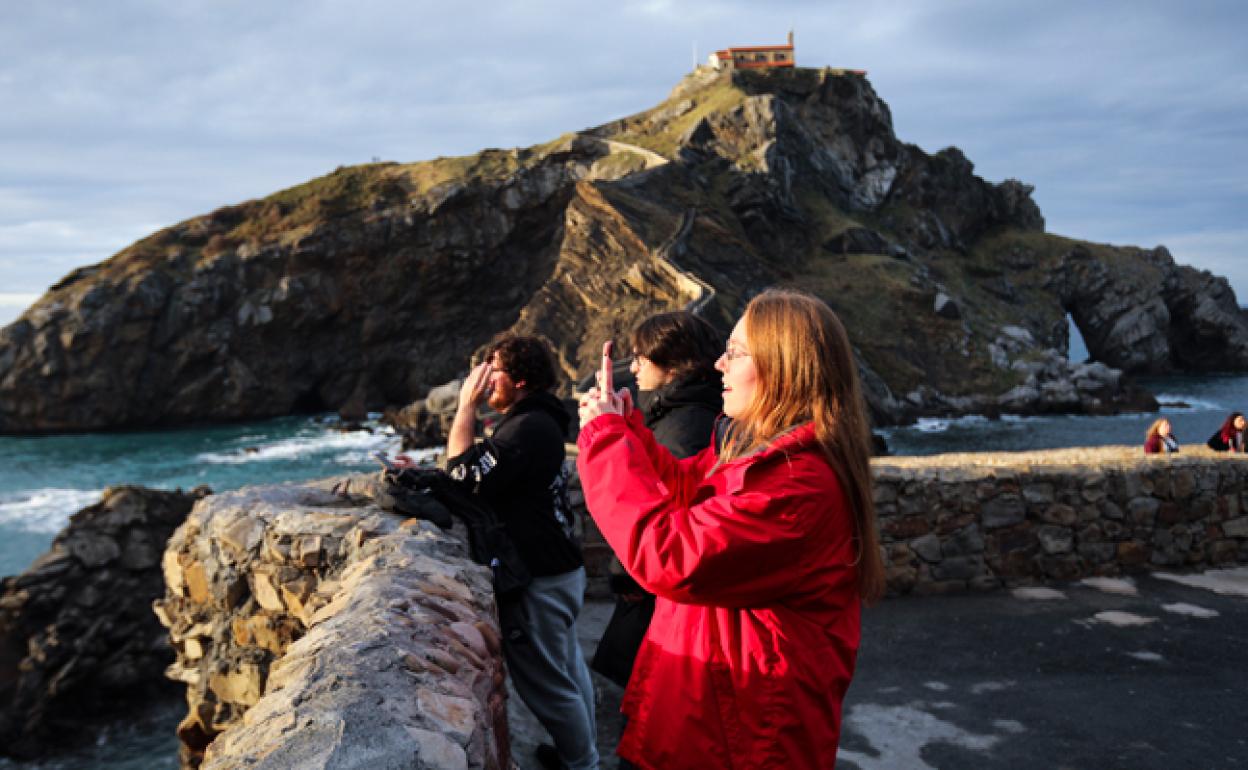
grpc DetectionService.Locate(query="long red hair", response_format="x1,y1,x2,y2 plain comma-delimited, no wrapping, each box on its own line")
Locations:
720,289,885,603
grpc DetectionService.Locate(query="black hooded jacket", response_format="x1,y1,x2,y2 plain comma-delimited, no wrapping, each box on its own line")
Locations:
637,375,723,459
446,391,582,577
592,374,721,687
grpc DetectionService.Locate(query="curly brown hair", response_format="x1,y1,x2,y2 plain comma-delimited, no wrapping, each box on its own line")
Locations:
487,334,558,392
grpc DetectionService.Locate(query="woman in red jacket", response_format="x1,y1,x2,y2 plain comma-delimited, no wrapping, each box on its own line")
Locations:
577,289,884,769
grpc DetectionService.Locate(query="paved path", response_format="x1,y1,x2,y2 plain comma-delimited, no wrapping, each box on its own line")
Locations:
510,568,1248,769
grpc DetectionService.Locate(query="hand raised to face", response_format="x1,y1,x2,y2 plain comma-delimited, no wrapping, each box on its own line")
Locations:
579,340,633,428
458,360,493,411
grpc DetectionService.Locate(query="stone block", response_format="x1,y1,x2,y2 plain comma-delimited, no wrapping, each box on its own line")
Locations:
1188,495,1216,522
968,575,1001,592
935,512,976,535
416,689,477,745
251,567,288,612
1129,498,1160,526
943,524,984,557
1173,469,1196,499
911,579,967,596
407,727,469,770
295,535,326,568
1077,543,1116,563
184,561,212,605
163,549,185,596
1117,541,1149,566
881,515,930,540
1081,483,1106,503
219,516,265,557
1040,504,1077,526
1022,483,1055,507
1209,540,1239,564
1039,554,1082,580
1099,500,1124,521
981,494,1024,529
931,556,981,581
213,666,265,708
873,484,898,504
910,533,942,563
1221,516,1248,539
279,574,317,617
1036,525,1073,555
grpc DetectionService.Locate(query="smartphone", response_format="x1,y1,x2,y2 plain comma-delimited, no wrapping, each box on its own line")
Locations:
373,451,397,471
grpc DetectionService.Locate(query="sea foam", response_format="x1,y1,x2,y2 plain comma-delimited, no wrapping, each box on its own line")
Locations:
0,488,104,533
197,429,401,465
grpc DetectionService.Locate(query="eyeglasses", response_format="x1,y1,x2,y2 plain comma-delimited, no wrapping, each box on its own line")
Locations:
722,344,751,362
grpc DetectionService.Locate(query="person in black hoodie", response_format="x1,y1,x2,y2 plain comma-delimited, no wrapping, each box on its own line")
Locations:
435,334,598,770
591,311,723,691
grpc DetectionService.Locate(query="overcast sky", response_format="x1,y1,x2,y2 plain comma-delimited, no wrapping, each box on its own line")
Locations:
2,0,1245,326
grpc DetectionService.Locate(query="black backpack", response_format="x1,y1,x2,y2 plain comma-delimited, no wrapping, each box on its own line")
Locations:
382,467,532,600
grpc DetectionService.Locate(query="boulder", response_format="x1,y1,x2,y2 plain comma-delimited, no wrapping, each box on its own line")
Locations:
0,486,209,759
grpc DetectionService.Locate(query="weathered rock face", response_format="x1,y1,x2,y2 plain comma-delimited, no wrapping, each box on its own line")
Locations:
154,477,506,769
2,66,1243,433
0,485,208,759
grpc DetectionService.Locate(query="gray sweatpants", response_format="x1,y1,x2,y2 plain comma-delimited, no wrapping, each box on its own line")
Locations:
500,567,599,770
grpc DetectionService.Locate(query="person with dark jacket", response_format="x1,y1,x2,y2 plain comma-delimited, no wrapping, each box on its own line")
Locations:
591,312,723,691
1207,411,1246,452
403,334,597,770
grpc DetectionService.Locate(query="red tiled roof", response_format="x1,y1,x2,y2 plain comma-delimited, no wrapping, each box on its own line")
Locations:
719,44,794,53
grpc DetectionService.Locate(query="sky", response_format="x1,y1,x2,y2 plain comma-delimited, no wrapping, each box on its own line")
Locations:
1,0,1245,326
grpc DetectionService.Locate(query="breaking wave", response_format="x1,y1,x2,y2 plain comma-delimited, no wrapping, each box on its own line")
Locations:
0,488,104,534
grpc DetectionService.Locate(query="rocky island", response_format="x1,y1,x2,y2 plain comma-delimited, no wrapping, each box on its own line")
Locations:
2,66,1246,434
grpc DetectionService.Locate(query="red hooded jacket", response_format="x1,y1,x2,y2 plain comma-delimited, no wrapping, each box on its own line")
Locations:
577,411,862,769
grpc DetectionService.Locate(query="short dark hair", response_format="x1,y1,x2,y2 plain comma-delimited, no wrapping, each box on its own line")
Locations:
488,334,558,392
631,311,722,382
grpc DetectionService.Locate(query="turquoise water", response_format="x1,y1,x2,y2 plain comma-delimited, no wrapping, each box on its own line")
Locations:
881,374,1248,456
0,415,410,578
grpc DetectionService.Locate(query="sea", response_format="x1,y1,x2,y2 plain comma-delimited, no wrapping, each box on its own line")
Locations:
0,364,1245,766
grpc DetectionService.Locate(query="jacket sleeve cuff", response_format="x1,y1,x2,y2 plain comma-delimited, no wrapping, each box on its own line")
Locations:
577,412,630,450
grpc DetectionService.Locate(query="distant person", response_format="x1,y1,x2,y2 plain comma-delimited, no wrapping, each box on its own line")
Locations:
1144,418,1179,454
399,334,598,770
1206,411,1246,452
590,311,722,692
577,289,884,769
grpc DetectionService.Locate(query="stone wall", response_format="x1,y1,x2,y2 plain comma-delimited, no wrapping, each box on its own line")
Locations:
574,446,1248,597
154,476,508,769
871,446,1248,594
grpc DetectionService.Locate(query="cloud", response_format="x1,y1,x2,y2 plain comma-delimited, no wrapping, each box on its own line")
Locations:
0,0,1245,308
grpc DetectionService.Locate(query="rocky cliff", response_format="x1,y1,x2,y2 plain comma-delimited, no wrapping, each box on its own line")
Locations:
0,485,208,758
3,66,1245,432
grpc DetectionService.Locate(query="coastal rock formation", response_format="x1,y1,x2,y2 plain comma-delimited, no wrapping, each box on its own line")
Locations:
2,66,1245,433
1055,245,1248,373
0,485,208,758
154,477,506,769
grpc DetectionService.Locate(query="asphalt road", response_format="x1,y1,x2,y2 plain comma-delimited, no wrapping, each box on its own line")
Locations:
510,567,1248,770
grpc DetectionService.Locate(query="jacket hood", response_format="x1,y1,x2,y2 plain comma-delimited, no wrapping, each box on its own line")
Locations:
639,374,723,419
509,390,572,434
